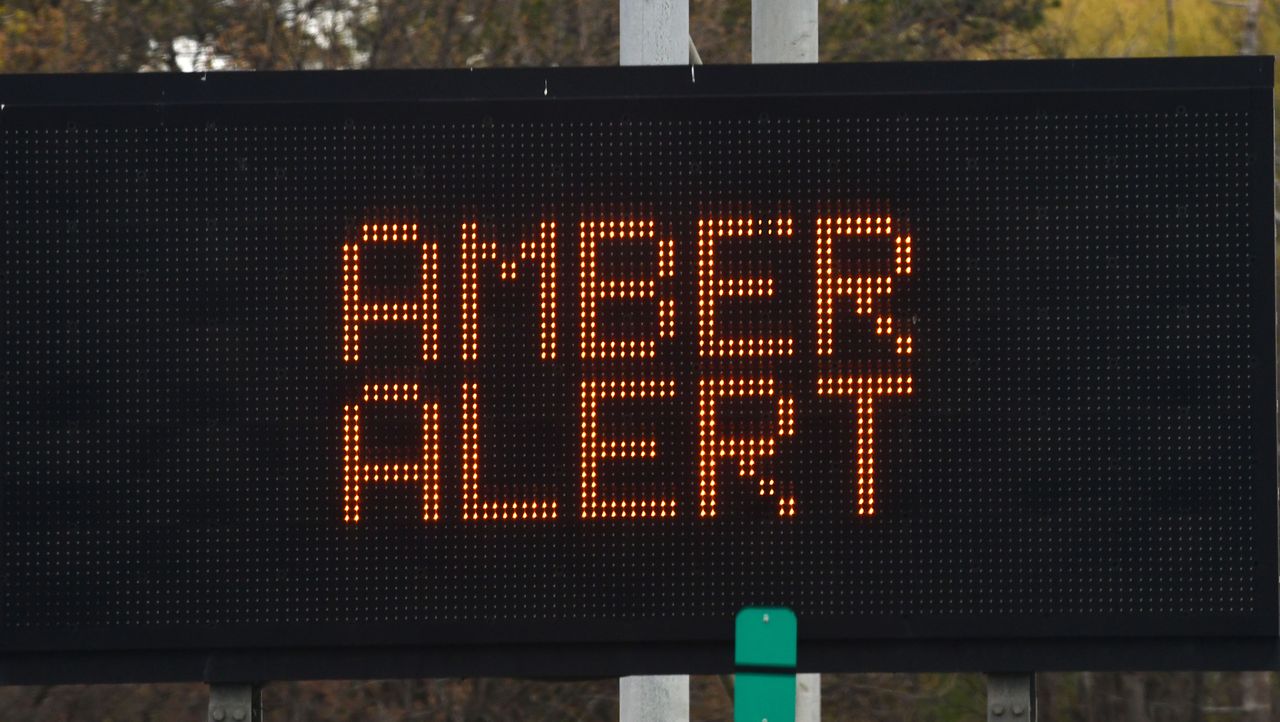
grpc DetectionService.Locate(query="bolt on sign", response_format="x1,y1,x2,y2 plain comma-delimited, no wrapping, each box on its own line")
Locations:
0,58,1274,683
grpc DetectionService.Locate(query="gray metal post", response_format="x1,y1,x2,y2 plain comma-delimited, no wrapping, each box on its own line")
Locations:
987,673,1037,722
618,0,690,717
620,0,689,66
620,674,691,722
795,672,820,721
751,0,819,715
751,0,818,63
209,683,261,722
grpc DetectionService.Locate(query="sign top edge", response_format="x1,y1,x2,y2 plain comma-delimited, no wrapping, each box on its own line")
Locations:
0,56,1269,107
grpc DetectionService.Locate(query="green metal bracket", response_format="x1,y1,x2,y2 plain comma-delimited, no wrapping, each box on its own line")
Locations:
733,607,797,722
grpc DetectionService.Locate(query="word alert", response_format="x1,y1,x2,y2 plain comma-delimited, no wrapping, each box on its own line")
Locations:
341,216,914,523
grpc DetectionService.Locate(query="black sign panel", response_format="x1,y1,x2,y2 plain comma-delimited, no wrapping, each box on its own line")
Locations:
0,58,1275,682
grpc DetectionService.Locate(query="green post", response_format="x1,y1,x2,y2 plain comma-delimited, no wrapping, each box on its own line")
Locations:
733,607,797,722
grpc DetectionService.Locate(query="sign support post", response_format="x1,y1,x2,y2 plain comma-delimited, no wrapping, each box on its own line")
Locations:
986,673,1036,722
618,0,692,719
208,683,261,722
620,0,689,66
751,0,818,63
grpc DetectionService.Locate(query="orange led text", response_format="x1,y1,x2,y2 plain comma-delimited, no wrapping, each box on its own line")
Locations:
341,213,914,522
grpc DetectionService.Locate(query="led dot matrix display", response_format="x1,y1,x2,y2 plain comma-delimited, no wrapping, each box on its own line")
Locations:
0,59,1274,671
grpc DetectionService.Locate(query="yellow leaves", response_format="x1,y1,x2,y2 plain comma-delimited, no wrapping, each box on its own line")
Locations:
1040,0,1280,57
0,3,100,72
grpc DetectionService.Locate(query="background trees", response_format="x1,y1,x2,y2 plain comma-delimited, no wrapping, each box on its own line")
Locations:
0,0,1062,70
3,0,1276,71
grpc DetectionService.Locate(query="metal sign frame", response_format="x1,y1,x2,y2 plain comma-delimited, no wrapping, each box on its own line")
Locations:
0,56,1274,683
